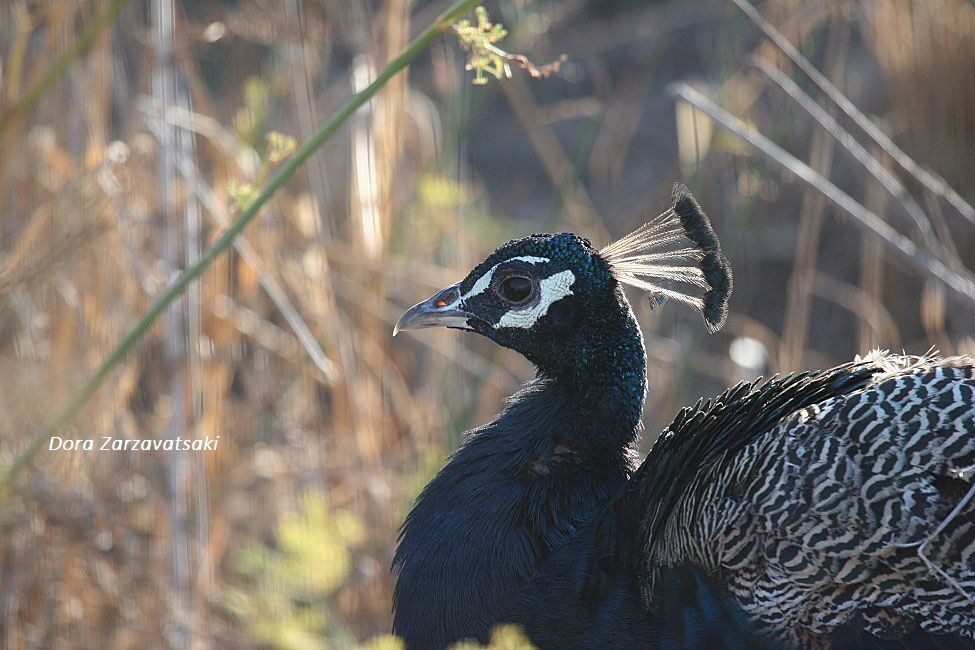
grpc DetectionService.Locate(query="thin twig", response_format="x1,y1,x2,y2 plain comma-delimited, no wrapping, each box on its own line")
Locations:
668,83,975,310
500,71,611,243
284,0,334,239
168,139,339,383
779,123,835,371
136,98,243,168
860,173,891,351
151,0,195,643
211,295,303,361
491,47,567,79
731,0,975,227
139,98,338,386
750,56,947,260
777,11,849,372
0,0,134,135
917,481,975,602
0,0,484,494
812,272,900,347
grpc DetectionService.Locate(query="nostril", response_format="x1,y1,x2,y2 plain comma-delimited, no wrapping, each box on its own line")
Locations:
433,286,461,309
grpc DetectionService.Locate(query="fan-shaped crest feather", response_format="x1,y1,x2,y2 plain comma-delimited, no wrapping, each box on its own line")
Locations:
600,184,732,333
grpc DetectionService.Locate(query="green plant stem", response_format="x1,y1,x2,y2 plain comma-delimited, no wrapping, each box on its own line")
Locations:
0,0,134,135
0,0,483,493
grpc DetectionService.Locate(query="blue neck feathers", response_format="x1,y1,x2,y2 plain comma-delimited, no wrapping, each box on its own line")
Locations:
392,294,646,648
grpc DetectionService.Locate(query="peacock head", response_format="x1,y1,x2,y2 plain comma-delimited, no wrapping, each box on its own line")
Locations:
394,184,732,376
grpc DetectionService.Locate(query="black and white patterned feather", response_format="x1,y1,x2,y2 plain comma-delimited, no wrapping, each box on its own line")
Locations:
608,352,975,647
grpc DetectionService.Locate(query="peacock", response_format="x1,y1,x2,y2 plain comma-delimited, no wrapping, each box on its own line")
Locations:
391,184,975,649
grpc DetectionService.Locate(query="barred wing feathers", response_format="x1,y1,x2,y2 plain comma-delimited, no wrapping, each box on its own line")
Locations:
622,353,975,647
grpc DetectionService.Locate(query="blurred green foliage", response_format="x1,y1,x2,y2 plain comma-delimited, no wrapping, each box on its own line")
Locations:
359,634,408,650
234,76,271,148
452,625,537,649
221,490,536,649
359,625,535,650
224,492,365,649
229,129,297,210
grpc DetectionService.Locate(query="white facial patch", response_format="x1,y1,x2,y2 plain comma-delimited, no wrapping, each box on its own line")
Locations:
461,256,550,301
495,270,575,329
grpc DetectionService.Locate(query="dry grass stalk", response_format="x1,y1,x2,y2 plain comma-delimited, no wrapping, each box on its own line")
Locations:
670,83,975,309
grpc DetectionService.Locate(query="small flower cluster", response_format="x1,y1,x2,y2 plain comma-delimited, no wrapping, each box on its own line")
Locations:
228,131,297,211
452,6,510,85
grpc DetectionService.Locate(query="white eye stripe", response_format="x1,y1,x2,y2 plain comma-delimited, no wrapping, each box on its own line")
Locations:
494,270,575,329
461,256,550,301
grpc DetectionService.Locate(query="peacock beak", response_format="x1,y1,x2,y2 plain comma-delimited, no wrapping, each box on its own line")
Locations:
393,283,475,336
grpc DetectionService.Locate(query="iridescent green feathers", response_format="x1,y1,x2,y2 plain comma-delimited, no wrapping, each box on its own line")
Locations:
600,184,732,333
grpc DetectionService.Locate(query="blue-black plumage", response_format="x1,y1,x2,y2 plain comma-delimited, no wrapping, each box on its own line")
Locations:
392,186,975,649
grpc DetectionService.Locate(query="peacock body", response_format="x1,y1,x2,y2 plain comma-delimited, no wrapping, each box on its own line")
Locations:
392,186,975,649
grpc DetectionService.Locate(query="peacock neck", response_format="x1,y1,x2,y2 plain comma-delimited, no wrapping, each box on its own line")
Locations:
545,287,647,455
392,293,648,648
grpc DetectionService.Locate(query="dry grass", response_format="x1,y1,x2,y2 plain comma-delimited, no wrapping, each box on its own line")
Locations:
0,0,973,648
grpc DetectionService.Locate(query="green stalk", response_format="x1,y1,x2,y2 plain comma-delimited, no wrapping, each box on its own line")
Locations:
0,0,134,135
0,0,483,492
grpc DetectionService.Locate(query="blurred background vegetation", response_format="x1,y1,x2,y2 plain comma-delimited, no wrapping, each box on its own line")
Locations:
1,0,974,647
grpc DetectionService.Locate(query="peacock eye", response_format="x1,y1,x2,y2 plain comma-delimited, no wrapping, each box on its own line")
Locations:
498,276,533,305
